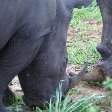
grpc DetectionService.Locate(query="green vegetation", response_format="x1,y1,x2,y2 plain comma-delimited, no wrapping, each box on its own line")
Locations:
71,1,101,28
68,0,102,64
36,82,104,112
103,77,112,112
9,96,24,112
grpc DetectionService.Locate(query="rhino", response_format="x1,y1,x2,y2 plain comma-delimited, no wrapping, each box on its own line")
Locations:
96,0,112,78
0,0,93,111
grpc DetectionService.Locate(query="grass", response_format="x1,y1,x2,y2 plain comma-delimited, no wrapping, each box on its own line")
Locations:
35,82,105,112
9,82,106,112
103,77,112,112
67,0,102,65
8,96,25,112
71,0,101,29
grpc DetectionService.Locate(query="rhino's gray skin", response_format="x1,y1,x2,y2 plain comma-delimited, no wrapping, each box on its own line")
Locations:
0,0,93,111
96,0,112,77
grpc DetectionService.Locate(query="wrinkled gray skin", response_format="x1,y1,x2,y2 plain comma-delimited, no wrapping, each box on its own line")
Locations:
96,0,112,77
0,0,93,111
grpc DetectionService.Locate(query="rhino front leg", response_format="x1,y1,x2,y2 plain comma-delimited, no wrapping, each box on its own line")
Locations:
0,32,44,112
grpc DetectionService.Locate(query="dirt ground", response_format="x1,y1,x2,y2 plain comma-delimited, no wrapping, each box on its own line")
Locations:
9,22,110,112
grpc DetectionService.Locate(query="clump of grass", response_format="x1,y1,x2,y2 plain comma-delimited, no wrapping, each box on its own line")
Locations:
36,82,105,112
9,96,24,112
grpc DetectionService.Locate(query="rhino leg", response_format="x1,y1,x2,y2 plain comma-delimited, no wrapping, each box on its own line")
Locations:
2,87,16,107
0,29,44,112
17,67,38,108
18,71,70,109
